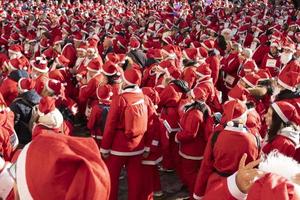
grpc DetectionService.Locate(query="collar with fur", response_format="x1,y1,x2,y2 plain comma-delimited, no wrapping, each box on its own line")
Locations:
120,86,142,94
278,126,300,145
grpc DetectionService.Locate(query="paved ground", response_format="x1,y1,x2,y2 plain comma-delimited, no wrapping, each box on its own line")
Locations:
74,125,189,199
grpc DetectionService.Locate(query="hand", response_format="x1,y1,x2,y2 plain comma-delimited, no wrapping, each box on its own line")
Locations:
101,153,109,159
236,154,264,194
143,151,150,158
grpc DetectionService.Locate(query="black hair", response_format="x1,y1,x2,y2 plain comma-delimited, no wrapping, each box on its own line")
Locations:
184,101,209,119
217,35,227,51
170,79,190,93
258,79,274,95
267,108,285,142
106,74,120,85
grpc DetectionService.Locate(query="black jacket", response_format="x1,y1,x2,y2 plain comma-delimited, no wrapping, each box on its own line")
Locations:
10,90,41,145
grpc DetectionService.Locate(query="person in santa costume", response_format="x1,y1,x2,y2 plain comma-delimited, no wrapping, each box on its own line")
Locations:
175,87,213,198
0,70,28,106
141,87,167,199
279,41,300,75
87,84,113,148
100,68,154,200
31,96,65,140
79,60,107,119
202,151,300,200
262,101,300,158
260,40,282,77
237,48,258,78
101,60,123,96
6,44,30,72
0,92,18,161
9,78,41,146
31,57,49,95
193,99,260,199
73,42,88,75
8,133,110,200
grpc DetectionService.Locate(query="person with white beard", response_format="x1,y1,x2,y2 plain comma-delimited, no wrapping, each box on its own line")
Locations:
280,42,300,75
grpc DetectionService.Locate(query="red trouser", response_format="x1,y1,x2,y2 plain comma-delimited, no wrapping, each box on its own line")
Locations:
180,158,202,197
141,165,162,200
105,154,144,200
162,133,181,170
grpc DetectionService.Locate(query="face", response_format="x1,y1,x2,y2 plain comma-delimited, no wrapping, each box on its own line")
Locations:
270,46,278,55
265,107,273,128
87,49,95,58
77,49,86,58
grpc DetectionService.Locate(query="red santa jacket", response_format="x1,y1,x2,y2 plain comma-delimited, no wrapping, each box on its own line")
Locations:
0,78,18,106
0,109,16,161
100,86,154,156
222,52,241,89
182,66,197,89
280,59,300,75
193,125,260,198
175,107,208,160
262,127,298,158
61,43,77,68
206,55,220,85
252,44,270,67
260,53,281,77
87,100,111,141
158,83,183,130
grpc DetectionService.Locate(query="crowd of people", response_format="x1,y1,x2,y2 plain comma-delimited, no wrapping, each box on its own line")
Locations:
0,0,300,199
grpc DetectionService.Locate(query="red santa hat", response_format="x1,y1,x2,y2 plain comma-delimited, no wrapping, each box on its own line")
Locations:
195,63,212,78
56,55,70,68
278,71,300,92
32,57,48,73
18,78,35,93
166,65,181,79
146,49,163,60
282,42,296,53
37,96,63,129
271,101,300,124
228,85,249,102
87,60,102,72
183,48,199,60
53,35,63,45
8,44,23,55
14,133,110,199
45,79,64,96
96,85,113,100
242,73,260,88
102,61,120,76
129,37,140,49
123,68,142,86
190,87,208,102
76,42,87,53
201,40,215,51
197,47,208,58
270,40,281,49
223,99,248,125
0,157,14,200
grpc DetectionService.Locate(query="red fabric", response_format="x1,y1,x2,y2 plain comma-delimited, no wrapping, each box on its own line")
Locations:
141,165,161,200
193,126,260,197
0,111,15,161
0,78,18,106
61,43,77,68
206,55,220,85
34,74,48,95
181,158,202,197
253,44,270,67
262,135,296,157
260,53,281,77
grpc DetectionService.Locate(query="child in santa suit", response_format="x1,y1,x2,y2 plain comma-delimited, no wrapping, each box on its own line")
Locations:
193,100,260,199
31,96,64,140
87,85,113,148
175,87,214,198
263,101,300,158
141,87,168,199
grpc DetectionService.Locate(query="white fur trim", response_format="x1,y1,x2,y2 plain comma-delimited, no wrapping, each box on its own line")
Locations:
38,109,64,129
0,158,4,170
99,148,110,154
151,140,159,146
272,103,289,123
242,77,255,88
142,156,163,165
16,143,34,200
91,135,103,140
179,151,204,161
45,80,55,94
120,86,142,94
224,125,248,133
227,172,248,200
110,148,145,156
278,78,296,92
18,78,28,93
278,127,300,145
232,110,248,123
193,193,203,200
87,66,101,72
102,69,117,76
0,163,14,200
259,151,300,182
76,48,87,52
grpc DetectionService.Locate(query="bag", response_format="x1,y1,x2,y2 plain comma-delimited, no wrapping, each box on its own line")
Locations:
98,104,110,133
123,95,148,138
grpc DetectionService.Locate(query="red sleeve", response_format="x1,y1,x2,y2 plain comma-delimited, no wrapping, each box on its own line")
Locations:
0,130,12,161
87,105,101,132
263,136,296,157
158,85,180,109
78,79,97,103
223,57,240,74
193,134,215,198
175,110,203,144
100,96,125,153
208,56,220,85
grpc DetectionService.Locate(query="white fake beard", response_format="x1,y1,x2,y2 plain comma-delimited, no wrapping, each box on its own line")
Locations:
259,151,300,185
253,31,259,38
280,52,293,65
250,42,257,51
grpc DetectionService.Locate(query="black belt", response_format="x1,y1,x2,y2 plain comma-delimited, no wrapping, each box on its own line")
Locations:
213,168,232,177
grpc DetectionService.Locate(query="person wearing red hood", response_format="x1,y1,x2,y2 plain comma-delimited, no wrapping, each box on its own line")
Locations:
263,101,300,158
7,133,111,200
260,40,282,77
31,96,64,140
0,92,18,161
87,84,113,148
193,100,260,200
